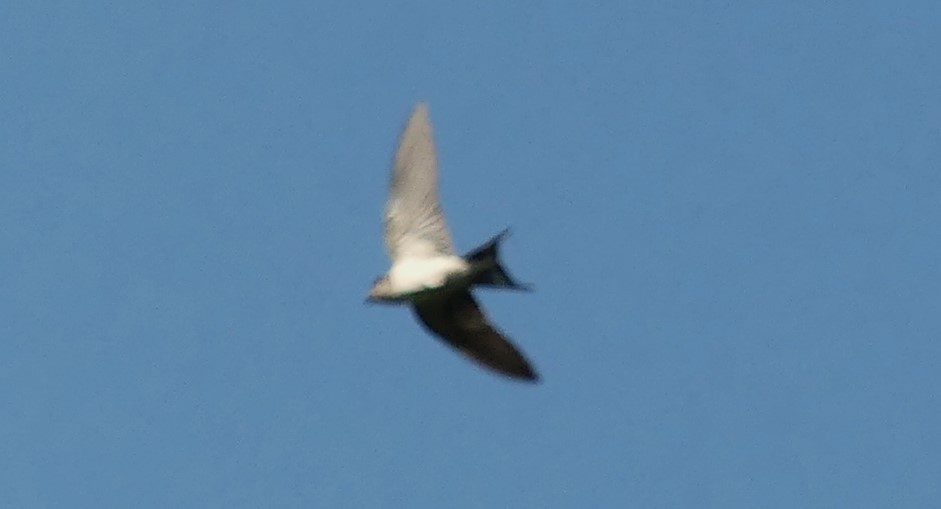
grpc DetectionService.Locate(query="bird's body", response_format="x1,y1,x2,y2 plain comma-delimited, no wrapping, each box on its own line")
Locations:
383,255,469,301
367,103,539,382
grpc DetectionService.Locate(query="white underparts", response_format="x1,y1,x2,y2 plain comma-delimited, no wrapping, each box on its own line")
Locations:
388,255,470,296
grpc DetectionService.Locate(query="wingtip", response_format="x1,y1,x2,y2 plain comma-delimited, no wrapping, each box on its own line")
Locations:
518,370,541,384
501,362,540,383
413,101,429,117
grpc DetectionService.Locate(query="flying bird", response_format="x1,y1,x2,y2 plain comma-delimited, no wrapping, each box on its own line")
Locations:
367,103,539,382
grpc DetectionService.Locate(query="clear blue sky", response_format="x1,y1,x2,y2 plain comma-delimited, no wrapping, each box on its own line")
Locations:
2,1,939,507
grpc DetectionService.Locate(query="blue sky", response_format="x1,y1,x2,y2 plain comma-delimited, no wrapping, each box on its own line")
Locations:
2,1,940,507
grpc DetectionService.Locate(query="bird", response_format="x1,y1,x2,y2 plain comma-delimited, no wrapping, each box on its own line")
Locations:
367,102,539,382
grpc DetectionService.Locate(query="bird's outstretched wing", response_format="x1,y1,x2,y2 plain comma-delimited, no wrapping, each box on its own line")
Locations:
413,290,538,381
384,103,455,260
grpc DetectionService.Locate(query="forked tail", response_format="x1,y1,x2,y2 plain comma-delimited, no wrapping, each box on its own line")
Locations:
464,229,531,291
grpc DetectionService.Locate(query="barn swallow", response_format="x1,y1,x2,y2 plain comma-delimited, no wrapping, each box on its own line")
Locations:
367,103,538,382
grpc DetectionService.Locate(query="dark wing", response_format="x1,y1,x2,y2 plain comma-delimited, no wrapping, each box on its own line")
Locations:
413,291,538,382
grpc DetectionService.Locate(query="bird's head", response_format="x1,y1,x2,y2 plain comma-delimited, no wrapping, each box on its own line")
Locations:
366,275,395,304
